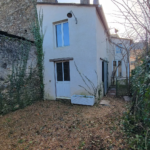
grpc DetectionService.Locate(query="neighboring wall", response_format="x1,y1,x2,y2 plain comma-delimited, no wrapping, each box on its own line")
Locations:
0,0,54,113
110,38,131,78
0,0,37,40
0,0,57,40
0,33,40,114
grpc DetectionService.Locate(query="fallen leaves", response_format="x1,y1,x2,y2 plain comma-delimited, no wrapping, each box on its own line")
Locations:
0,96,128,149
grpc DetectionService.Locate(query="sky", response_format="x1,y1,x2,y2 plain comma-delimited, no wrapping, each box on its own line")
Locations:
58,0,125,35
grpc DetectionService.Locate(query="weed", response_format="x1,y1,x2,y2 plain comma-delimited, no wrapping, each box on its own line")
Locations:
18,139,24,144
78,141,85,149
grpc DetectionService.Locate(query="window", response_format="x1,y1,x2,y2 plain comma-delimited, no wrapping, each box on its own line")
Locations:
113,61,117,76
116,43,122,53
55,22,70,47
118,61,122,76
113,60,122,77
56,62,70,81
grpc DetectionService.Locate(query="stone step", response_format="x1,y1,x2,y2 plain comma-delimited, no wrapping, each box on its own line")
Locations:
107,93,116,95
109,90,116,92
110,88,116,90
108,90,116,92
107,87,117,96
108,93,116,95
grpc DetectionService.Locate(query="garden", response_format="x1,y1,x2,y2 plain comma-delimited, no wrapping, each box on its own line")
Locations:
0,97,128,150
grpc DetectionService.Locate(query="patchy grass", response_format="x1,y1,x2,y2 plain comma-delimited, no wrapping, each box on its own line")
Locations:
0,97,128,150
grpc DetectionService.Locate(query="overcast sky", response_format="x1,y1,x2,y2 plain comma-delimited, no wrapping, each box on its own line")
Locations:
58,0,125,35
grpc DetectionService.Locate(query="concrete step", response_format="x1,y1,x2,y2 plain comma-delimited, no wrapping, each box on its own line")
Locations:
110,88,116,90
109,90,116,92
107,87,116,96
107,93,116,96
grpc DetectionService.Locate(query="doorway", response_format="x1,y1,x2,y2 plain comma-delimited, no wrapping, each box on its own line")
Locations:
102,61,108,95
55,61,71,98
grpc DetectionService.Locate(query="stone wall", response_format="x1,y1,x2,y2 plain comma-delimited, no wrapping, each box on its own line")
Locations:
0,33,40,114
0,0,57,114
0,35,37,84
0,0,58,41
0,0,36,41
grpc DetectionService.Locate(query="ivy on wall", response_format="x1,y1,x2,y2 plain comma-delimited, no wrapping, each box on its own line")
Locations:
32,7,45,100
0,4,45,114
0,35,41,114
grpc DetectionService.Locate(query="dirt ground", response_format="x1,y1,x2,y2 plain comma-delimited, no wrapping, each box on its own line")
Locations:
0,96,128,150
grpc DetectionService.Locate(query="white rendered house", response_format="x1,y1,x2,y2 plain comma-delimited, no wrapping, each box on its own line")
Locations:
109,35,132,80
37,1,117,100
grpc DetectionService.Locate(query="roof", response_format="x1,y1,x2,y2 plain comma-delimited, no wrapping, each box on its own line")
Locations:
110,35,132,41
37,2,110,36
0,31,34,43
110,35,134,45
111,34,120,38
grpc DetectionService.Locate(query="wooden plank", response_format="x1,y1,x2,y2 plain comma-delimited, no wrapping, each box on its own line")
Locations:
53,19,68,25
100,58,109,63
49,57,73,62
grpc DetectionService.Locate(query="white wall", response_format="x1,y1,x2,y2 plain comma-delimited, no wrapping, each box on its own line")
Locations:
109,37,131,78
37,4,99,100
95,11,110,96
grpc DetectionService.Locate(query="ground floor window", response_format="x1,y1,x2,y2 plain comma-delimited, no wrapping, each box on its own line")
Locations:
113,60,122,77
56,62,70,81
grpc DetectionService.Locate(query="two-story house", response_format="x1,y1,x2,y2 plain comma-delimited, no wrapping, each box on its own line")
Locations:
110,34,132,80
37,0,128,101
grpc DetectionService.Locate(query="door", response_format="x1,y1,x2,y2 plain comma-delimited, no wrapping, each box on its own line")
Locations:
102,61,108,95
56,61,71,98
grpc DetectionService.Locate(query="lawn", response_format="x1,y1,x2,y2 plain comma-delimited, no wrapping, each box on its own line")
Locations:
0,97,128,150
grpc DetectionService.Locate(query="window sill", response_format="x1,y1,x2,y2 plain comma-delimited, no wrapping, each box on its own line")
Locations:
54,45,70,49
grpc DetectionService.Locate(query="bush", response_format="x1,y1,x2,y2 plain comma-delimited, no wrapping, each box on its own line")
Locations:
123,57,150,149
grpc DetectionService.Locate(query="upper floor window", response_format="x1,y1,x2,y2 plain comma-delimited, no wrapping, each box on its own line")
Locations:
55,22,70,47
116,43,122,53
113,60,122,77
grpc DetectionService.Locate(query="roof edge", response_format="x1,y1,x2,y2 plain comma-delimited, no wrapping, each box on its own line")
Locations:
37,2,98,7
37,2,110,37
96,5,110,36
111,36,133,41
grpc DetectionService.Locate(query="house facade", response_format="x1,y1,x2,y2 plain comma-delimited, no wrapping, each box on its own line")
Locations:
109,36,132,79
37,1,112,100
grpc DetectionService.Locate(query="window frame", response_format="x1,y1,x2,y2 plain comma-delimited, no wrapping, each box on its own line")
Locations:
112,60,122,77
116,43,122,54
54,21,70,48
55,61,70,82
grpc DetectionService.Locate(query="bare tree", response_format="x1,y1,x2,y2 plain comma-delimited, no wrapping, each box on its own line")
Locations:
111,0,150,44
109,1,150,148
108,36,132,86
107,0,150,86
